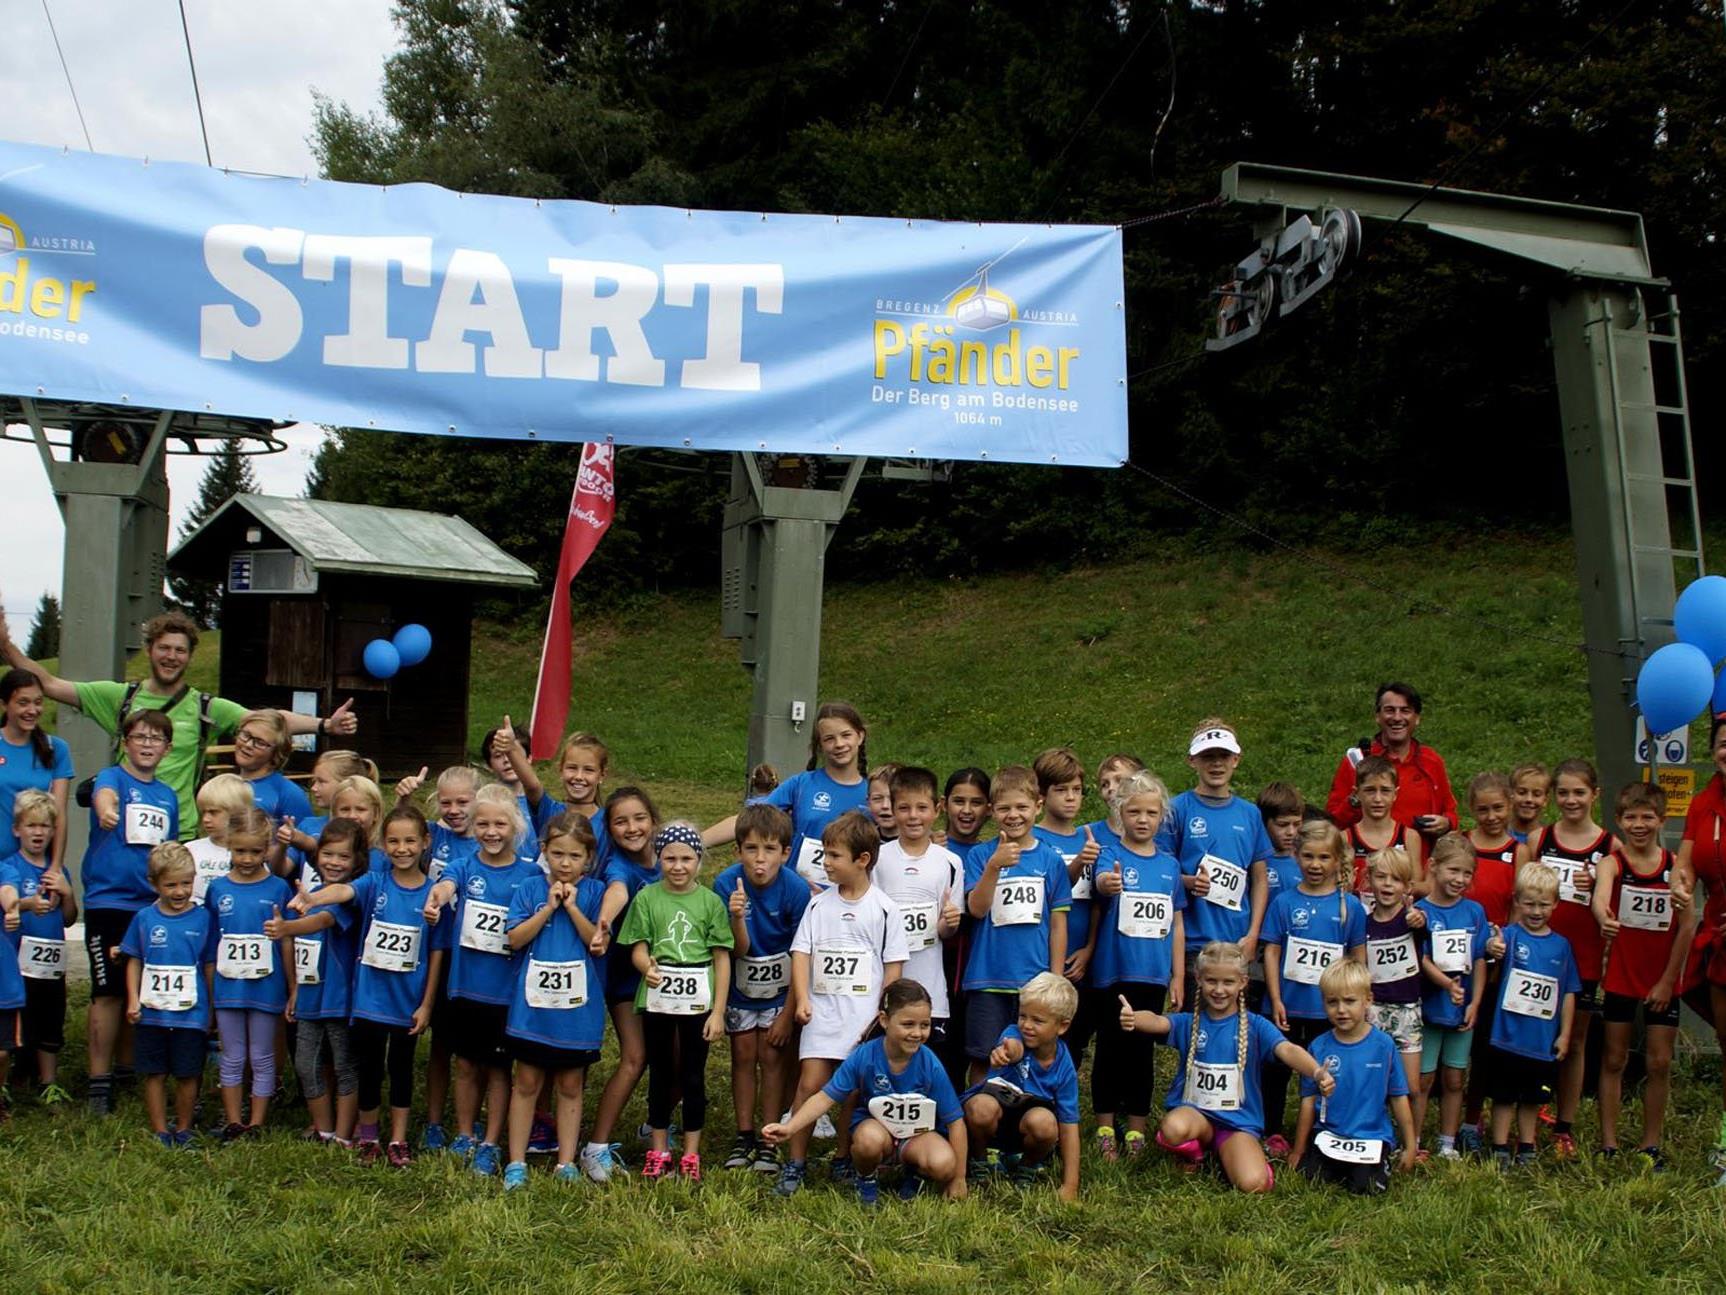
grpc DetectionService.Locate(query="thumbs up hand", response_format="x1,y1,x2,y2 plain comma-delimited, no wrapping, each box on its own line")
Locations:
397,766,429,801
276,816,297,846
939,887,962,937
991,837,1022,872
327,697,359,736
1119,993,1138,1033
1097,858,1124,898
1187,862,1212,898
264,904,285,939
588,918,611,957
729,877,748,920
1076,827,1100,870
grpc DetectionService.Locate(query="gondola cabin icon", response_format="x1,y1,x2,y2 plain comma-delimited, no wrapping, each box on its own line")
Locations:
947,270,1017,332
0,216,20,257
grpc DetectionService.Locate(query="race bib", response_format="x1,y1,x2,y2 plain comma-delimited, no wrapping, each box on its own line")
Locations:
19,935,65,980
1432,927,1473,974
794,838,828,887
1368,935,1419,984
217,933,271,980
139,963,197,1012
124,801,170,847
990,875,1044,927
736,952,790,1000
1502,967,1559,1020
294,937,322,985
1284,937,1343,985
1117,891,1173,940
361,919,422,973
1189,1060,1242,1111
526,958,587,1010
1619,885,1672,932
1541,854,1591,906
646,964,711,1015
812,945,871,996
900,901,938,952
1315,1130,1383,1164
459,900,510,954
1065,853,1093,901
867,1092,937,1140
1201,855,1246,912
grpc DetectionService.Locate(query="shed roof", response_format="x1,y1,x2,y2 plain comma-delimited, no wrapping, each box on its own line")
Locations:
168,494,538,588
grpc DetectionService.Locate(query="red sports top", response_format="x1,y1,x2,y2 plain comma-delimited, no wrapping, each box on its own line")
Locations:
1602,847,1680,1000
1326,738,1458,834
1682,775,1726,987
1530,824,1610,983
1466,838,1517,927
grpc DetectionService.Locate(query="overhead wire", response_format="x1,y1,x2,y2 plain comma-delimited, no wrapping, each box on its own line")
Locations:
39,0,93,151
178,0,214,166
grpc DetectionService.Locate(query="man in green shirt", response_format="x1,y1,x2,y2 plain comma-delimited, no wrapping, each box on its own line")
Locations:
0,607,357,839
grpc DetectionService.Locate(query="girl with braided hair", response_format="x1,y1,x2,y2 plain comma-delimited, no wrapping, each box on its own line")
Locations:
1120,941,1333,1192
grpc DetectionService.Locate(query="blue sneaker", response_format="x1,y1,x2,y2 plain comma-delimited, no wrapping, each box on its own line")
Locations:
502,1160,528,1192
156,1131,176,1149
897,1172,923,1201
472,1142,501,1176
830,1156,856,1185
553,1162,580,1184
774,1159,807,1197
422,1124,449,1152
172,1128,196,1149
855,1174,880,1207
1457,1124,1482,1157
527,1116,557,1155
448,1133,476,1158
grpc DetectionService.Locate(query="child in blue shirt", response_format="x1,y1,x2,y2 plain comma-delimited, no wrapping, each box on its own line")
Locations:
1089,770,1186,1161
425,784,542,1176
297,804,448,1168
1031,747,1101,1013
502,812,609,1189
2,790,76,1102
1292,960,1416,1194
1261,819,1368,1152
765,979,967,1205
205,806,294,1140
962,766,1071,1081
1413,836,1491,1159
713,802,809,1172
962,971,1082,1201
120,842,216,1147
1256,782,1306,904
1122,941,1332,1194
266,817,366,1145
1485,862,1579,1168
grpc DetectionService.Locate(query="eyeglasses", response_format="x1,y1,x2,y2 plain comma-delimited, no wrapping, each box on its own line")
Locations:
127,732,168,747
235,731,273,750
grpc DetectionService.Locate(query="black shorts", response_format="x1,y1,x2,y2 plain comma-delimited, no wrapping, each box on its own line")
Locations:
85,908,138,998
990,1096,1057,1154
22,976,66,1052
509,1035,600,1074
965,991,1020,1061
0,1008,15,1052
134,1024,209,1078
1574,980,1602,1015
1602,991,1682,1029
429,962,456,1036
1486,1047,1557,1105
446,997,511,1067
1298,1141,1391,1195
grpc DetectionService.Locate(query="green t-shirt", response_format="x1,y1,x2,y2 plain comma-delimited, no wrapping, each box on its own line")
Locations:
615,881,734,1010
74,681,247,840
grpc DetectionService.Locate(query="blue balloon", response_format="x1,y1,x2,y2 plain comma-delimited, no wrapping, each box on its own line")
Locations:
363,638,401,680
392,622,432,668
1712,665,1726,719
1676,575,1726,665
1636,642,1713,736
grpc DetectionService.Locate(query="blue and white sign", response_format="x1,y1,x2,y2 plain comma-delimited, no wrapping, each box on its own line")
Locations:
0,141,1127,467
1634,716,1689,766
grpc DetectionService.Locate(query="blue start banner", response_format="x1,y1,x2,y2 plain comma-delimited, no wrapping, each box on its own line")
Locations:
0,141,1127,467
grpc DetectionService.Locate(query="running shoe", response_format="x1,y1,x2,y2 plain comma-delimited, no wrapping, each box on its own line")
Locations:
580,1142,628,1183
355,1139,382,1166
1094,1126,1118,1163
472,1142,502,1176
679,1152,703,1183
1636,1146,1666,1173
855,1174,880,1207
641,1149,674,1181
503,1161,530,1191
1436,1145,1462,1161
774,1160,807,1197
829,1155,856,1184
421,1123,448,1152
156,1131,177,1149
527,1116,557,1155
1456,1125,1483,1157
1123,1130,1147,1159
553,1162,580,1184
1263,1134,1292,1162
1515,1148,1538,1169
1552,1132,1578,1161
897,1172,924,1201
724,1134,755,1170
814,1113,837,1139
749,1143,780,1174
386,1141,413,1169
448,1133,476,1158
172,1128,196,1148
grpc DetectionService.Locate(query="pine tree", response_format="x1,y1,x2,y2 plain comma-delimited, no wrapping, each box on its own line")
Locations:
167,440,259,628
24,592,60,660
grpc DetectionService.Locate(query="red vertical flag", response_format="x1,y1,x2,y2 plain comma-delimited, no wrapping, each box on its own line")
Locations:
530,443,615,760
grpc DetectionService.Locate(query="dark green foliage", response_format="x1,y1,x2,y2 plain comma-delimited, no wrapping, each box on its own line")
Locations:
24,592,59,660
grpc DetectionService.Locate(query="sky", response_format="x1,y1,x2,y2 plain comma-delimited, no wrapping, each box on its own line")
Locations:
0,0,399,639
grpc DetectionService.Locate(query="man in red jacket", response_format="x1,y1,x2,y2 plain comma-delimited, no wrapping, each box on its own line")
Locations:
1325,682,1457,842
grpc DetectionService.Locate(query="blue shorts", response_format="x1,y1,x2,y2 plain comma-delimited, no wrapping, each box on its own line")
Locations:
964,991,1019,1061
1419,1024,1473,1075
134,1024,209,1078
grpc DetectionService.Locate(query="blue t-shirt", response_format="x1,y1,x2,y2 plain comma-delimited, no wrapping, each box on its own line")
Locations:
767,768,869,883
506,873,608,1052
1261,888,1368,1020
443,855,541,1005
428,825,478,884
291,900,358,1022
1164,1008,1288,1135
1,854,66,943
83,765,179,911
0,732,72,857
1090,844,1187,989
118,901,217,1029
285,813,329,885
205,872,294,1011
1265,853,1303,903
713,860,810,1010
601,854,660,1000
962,1025,1080,1125
536,802,613,871
0,861,30,1009
243,771,313,826
1414,896,1493,1030
961,838,1073,992
824,1036,963,1132
1033,825,1095,968
348,869,447,1028
1159,791,1273,945
1300,1026,1408,1143
1490,924,1581,1060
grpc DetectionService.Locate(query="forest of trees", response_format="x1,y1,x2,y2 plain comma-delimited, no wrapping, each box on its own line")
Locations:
306,0,1726,603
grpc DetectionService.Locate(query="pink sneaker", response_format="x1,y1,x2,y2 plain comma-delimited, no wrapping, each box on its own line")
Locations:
1156,1131,1204,1166
1263,1134,1292,1162
642,1149,674,1181
679,1152,703,1182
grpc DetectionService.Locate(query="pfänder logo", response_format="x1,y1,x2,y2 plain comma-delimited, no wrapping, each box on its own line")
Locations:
0,210,98,345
